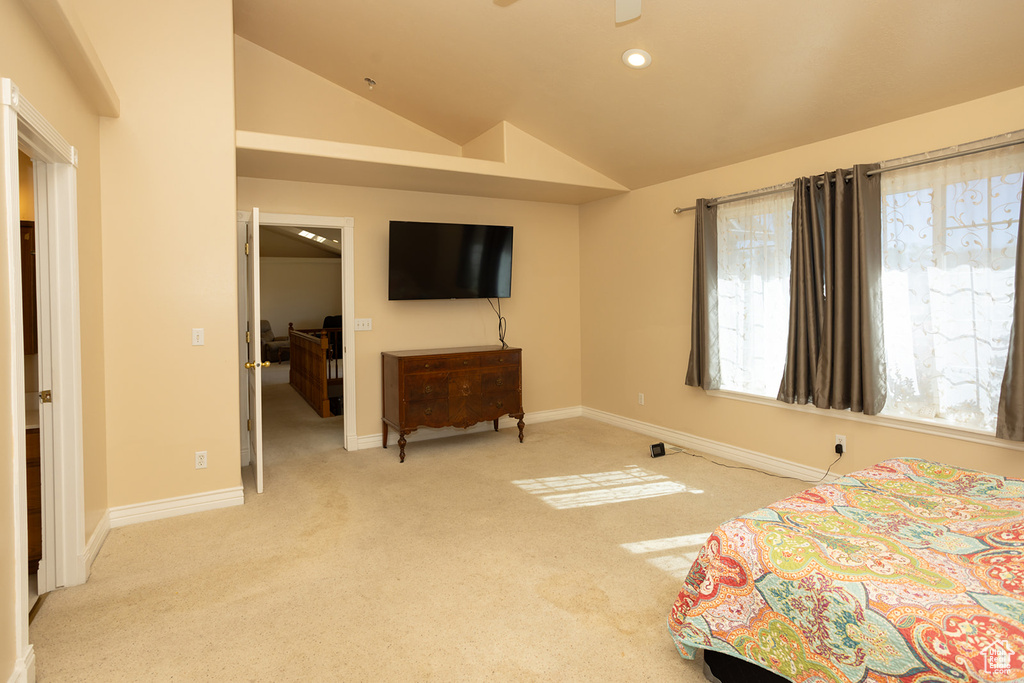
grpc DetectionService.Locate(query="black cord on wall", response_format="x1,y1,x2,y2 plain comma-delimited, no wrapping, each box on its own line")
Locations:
488,298,508,348
660,445,842,485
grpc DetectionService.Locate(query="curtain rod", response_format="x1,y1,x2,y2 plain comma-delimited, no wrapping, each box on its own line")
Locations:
673,134,1024,215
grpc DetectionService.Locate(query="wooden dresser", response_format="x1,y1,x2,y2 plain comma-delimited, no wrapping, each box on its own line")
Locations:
382,346,525,462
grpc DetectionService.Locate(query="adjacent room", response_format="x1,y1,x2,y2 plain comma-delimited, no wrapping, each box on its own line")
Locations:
4,1,1024,681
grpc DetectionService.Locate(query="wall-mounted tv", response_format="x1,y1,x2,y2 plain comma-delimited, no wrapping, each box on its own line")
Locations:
388,221,513,300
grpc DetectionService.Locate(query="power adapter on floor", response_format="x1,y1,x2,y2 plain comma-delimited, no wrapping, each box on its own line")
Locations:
650,442,666,458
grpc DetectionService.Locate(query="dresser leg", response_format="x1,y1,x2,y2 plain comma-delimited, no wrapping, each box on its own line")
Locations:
493,418,499,432
382,421,389,448
517,415,525,443
398,433,407,463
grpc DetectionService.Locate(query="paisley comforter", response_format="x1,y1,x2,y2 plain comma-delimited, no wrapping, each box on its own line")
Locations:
668,458,1024,682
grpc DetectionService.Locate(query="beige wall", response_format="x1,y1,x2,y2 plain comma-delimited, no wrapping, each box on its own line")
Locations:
580,86,1024,480
260,257,343,334
238,178,583,437
235,36,461,156
1,0,105,676
77,0,240,506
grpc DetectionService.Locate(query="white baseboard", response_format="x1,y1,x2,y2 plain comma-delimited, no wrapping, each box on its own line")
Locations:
7,646,34,683
77,510,110,583
109,487,244,528
357,405,585,451
581,407,836,483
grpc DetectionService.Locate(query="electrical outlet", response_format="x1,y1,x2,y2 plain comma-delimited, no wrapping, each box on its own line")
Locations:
638,392,645,406
835,434,847,455
192,328,204,346
195,450,207,469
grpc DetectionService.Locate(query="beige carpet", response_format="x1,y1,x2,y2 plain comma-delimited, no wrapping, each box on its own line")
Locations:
30,384,808,681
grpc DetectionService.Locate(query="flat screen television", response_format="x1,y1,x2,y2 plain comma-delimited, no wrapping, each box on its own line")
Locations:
388,221,513,300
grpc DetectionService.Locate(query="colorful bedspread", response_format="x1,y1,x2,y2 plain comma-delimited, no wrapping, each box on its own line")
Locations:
668,458,1024,682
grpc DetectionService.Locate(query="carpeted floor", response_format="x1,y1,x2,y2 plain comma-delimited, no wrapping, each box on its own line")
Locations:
29,384,808,681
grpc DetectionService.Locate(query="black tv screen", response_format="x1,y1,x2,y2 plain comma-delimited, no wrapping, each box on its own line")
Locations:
388,221,513,300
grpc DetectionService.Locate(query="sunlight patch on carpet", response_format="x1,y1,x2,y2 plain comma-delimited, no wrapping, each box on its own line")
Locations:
513,465,701,509
621,532,712,580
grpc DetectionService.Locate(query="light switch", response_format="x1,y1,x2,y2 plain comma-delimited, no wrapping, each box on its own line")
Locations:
354,318,372,331
192,328,204,346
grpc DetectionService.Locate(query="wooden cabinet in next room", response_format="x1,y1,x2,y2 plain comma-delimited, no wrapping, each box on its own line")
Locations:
26,427,41,573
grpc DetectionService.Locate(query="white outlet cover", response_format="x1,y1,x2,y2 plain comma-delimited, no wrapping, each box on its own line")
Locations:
192,328,204,346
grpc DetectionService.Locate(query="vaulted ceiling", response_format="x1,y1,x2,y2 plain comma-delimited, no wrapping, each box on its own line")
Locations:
233,0,1024,190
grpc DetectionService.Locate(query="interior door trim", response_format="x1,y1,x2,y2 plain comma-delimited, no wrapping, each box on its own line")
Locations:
237,211,358,455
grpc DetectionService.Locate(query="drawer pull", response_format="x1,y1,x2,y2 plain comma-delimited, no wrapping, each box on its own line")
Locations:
495,378,503,386
424,385,434,394
496,401,504,409
463,359,470,365
423,363,431,369
424,407,432,416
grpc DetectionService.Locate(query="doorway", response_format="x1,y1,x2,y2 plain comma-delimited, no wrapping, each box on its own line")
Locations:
236,211,357,493
2,77,87,680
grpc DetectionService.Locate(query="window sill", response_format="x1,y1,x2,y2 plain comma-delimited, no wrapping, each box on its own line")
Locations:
706,389,1024,452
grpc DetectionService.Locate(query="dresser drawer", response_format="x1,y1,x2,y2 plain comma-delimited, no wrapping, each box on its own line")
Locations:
482,367,518,394
449,371,482,398
406,400,449,427
483,392,519,415
451,355,481,370
404,372,448,400
485,350,521,367
405,357,450,373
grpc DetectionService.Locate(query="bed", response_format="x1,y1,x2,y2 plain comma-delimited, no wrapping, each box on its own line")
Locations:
668,458,1024,682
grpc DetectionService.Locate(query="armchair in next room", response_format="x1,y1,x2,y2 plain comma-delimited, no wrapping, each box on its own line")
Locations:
260,319,290,363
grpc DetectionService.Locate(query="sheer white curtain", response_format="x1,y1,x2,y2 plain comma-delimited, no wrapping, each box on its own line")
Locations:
716,192,793,397
881,146,1024,431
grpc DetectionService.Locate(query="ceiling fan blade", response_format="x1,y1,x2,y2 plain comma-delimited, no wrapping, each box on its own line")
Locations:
615,0,641,22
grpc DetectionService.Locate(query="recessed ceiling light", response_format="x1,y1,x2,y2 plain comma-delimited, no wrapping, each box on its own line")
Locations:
298,230,327,244
622,48,651,69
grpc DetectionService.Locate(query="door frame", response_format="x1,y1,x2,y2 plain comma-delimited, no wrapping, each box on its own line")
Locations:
236,211,358,467
2,77,86,682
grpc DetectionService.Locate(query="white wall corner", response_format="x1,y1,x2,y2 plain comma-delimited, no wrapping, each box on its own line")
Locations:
6,646,35,683
19,0,120,117
77,509,110,583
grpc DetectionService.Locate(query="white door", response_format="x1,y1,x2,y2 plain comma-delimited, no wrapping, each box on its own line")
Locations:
31,162,58,593
245,208,265,493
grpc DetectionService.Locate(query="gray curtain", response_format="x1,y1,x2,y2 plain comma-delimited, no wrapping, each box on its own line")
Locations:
997,190,1024,440
777,165,886,414
685,199,720,390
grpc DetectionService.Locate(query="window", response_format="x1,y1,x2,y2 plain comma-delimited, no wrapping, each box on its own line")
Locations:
880,147,1024,431
716,192,793,397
